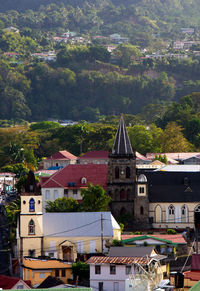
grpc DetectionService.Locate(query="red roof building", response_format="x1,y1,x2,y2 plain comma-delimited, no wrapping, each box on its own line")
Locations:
40,150,77,170
0,275,31,289
79,151,109,164
41,164,108,207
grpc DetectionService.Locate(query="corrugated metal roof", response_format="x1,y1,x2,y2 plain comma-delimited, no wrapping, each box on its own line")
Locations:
87,256,150,265
43,212,120,237
155,165,200,172
109,246,154,257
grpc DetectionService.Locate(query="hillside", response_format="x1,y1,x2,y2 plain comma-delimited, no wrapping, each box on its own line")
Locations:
1,0,200,46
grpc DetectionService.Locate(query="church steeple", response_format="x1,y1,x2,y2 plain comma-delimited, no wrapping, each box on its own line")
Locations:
112,114,133,156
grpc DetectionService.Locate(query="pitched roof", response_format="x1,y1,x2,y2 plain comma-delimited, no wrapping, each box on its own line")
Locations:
111,115,133,156
43,212,120,237
45,150,77,161
136,152,149,161
37,276,64,288
0,275,31,289
42,164,107,188
184,271,200,281
109,246,154,257
155,165,200,172
121,234,186,244
87,256,150,265
146,152,200,161
79,151,109,159
145,171,200,202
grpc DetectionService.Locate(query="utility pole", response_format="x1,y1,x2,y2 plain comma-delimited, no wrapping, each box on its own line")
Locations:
101,214,103,253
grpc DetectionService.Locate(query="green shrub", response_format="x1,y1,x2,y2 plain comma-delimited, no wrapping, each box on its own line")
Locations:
166,229,176,234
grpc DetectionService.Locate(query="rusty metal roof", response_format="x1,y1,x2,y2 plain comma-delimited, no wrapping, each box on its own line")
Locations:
86,256,150,265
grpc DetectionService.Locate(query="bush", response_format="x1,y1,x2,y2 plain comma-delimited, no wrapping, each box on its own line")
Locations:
166,229,176,234
111,239,124,246
134,231,141,235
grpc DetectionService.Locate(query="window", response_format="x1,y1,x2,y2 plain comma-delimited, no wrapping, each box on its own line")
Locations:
140,206,144,215
28,249,35,257
115,167,119,179
89,240,96,253
64,189,68,198
54,190,58,199
120,189,126,200
110,265,116,275
61,269,66,277
169,205,175,215
29,198,35,212
17,285,24,289
139,187,144,194
40,273,45,278
73,189,77,199
55,269,59,277
126,167,130,178
28,220,35,235
95,265,101,274
168,205,175,222
181,205,188,222
126,265,131,275
45,190,50,200
81,177,87,184
77,241,84,253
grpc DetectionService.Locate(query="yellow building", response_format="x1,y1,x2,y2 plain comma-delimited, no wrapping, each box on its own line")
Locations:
22,257,72,286
17,171,121,282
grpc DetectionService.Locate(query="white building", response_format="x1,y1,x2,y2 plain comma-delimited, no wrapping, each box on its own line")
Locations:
87,247,166,291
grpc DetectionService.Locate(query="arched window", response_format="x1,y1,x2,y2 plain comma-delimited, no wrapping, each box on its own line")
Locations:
114,189,118,201
29,219,35,235
120,189,126,200
127,189,131,201
29,198,35,212
126,167,130,179
181,205,188,223
168,205,175,222
115,167,119,179
155,205,162,223
140,206,144,215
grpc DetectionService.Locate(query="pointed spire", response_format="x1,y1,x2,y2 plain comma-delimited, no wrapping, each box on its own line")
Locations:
112,115,133,156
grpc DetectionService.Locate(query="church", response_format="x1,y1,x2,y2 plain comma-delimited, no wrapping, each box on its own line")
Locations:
40,115,200,231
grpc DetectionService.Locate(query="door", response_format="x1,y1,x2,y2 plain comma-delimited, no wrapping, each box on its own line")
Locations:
114,282,119,291
99,282,103,291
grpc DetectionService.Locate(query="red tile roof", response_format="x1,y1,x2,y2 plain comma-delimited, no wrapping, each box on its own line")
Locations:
0,275,31,289
87,256,150,265
136,151,149,161
184,271,200,281
121,234,186,244
42,164,108,188
79,151,109,159
45,150,77,160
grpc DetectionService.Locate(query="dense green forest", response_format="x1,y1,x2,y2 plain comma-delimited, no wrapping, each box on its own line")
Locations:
0,0,200,122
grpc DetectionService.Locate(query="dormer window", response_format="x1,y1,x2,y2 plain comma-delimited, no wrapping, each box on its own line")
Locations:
81,177,87,184
29,198,35,212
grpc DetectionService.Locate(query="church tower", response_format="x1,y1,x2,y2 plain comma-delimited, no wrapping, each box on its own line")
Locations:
18,171,43,262
107,115,136,219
